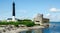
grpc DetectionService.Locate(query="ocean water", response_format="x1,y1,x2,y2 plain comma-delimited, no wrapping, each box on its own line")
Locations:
43,22,60,33
20,22,60,33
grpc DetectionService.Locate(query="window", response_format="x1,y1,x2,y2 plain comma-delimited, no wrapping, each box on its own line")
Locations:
36,21,40,22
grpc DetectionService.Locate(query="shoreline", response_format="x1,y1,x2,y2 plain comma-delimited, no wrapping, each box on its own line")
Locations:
0,26,45,33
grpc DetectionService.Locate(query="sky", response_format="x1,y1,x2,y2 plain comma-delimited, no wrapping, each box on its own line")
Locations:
0,0,60,22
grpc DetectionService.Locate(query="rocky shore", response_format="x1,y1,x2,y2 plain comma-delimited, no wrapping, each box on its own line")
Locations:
0,26,45,33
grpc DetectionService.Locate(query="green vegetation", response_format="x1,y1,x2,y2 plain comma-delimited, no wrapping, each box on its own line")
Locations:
23,21,35,27
0,19,35,27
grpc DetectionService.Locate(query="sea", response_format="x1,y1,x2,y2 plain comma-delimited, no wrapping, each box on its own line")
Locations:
19,22,60,33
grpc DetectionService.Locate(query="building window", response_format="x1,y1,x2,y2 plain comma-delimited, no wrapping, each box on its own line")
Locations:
36,21,40,22
43,21,48,23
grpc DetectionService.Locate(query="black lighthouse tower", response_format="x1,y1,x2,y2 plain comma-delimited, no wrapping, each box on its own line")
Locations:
13,2,15,16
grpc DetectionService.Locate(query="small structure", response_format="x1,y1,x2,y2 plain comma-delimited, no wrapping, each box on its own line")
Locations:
33,13,49,26
7,18,18,22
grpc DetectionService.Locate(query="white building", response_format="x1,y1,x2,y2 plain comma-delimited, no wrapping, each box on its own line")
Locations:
7,18,18,22
33,13,49,26
34,13,43,25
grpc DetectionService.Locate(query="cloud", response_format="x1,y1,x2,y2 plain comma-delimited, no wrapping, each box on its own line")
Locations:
45,14,60,21
44,13,51,19
50,8,60,12
46,13,51,17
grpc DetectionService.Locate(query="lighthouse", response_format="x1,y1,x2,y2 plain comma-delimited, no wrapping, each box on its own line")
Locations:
12,2,15,21
7,1,17,22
